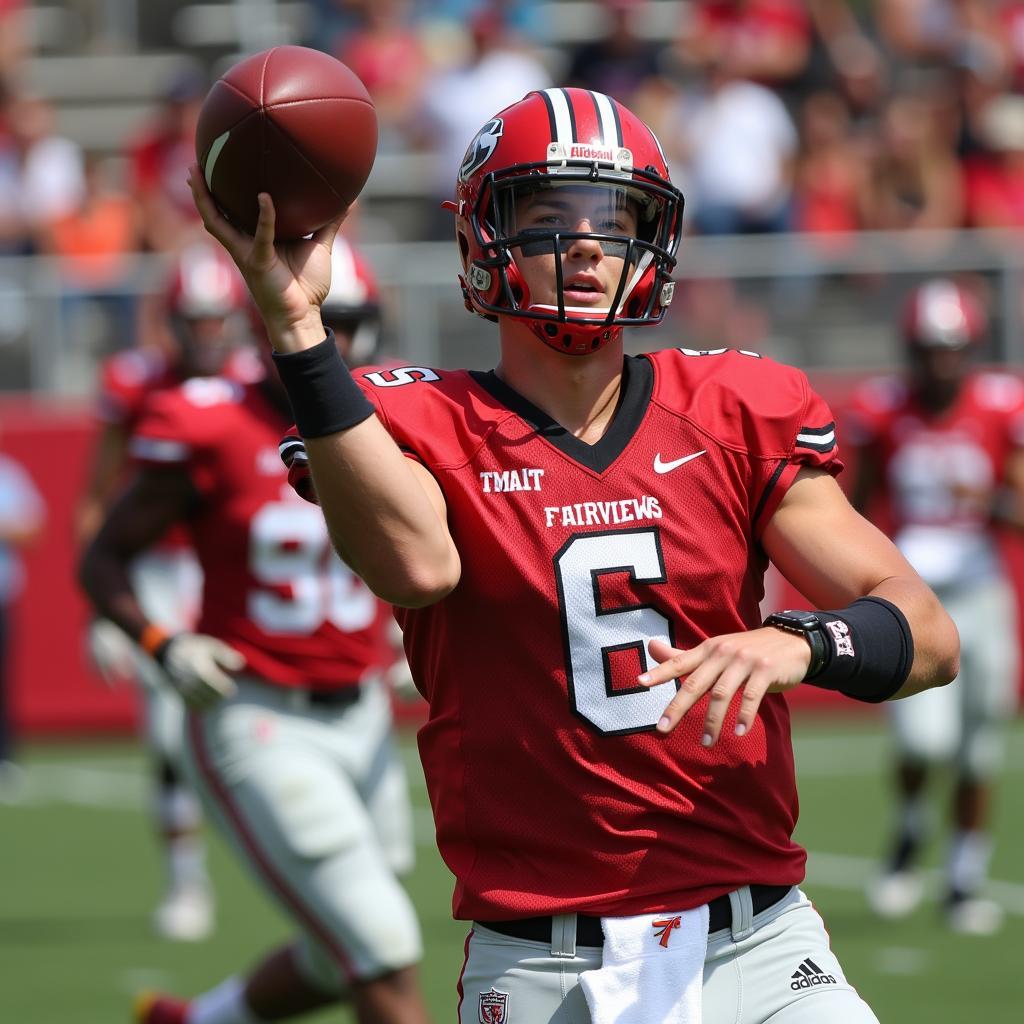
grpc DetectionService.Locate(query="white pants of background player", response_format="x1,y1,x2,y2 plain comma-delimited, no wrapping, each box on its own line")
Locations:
183,674,422,987
130,547,203,774
460,888,878,1023
889,575,1019,778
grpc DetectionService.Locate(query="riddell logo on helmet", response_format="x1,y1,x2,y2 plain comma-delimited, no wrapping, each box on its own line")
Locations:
570,144,615,161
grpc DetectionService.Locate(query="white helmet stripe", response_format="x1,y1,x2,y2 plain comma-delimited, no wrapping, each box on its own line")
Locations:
592,91,620,148
543,87,574,145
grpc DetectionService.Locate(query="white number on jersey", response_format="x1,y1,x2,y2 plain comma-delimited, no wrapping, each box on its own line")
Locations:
554,528,676,735
248,500,376,635
363,367,441,388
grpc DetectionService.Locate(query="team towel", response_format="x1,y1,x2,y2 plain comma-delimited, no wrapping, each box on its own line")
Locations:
579,904,709,1024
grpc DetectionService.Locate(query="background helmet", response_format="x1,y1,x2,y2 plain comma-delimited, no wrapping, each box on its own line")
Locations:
163,241,247,376
164,240,246,320
321,236,382,367
901,279,987,350
452,87,684,355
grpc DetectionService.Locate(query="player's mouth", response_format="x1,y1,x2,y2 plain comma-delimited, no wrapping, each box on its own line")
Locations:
562,276,605,304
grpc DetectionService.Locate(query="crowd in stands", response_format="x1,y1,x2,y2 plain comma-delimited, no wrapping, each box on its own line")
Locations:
2,0,1024,355
312,0,1024,241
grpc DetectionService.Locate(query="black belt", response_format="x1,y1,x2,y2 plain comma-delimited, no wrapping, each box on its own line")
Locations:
305,686,361,707
480,884,793,946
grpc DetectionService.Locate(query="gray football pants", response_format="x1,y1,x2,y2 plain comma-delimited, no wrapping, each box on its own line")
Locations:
460,887,878,1024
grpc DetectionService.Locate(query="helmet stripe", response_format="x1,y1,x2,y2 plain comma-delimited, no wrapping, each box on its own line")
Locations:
591,91,621,149
542,87,574,144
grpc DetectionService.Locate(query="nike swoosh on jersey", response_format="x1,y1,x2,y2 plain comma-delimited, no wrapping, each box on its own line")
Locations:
653,450,707,474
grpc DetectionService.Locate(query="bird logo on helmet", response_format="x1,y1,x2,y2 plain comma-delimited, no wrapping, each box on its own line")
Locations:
449,88,685,355
901,279,987,350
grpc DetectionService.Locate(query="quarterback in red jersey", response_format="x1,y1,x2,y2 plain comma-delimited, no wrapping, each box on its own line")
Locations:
194,88,957,1024
848,279,1024,936
76,239,251,943
80,263,430,1024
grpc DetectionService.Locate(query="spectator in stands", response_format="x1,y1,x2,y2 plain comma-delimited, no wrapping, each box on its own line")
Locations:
44,153,140,345
334,0,430,151
674,0,813,92
0,436,45,798
416,3,549,237
672,58,798,235
125,66,206,254
564,0,668,108
0,89,84,255
964,92,1024,227
0,0,26,81
793,90,871,242
862,89,964,230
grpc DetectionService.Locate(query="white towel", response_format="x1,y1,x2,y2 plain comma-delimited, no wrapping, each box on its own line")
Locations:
579,904,709,1024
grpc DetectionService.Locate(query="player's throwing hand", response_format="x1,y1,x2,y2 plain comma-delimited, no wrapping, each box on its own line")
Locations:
187,167,340,347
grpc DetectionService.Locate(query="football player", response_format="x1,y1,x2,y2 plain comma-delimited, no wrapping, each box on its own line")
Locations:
76,239,251,942
192,89,958,1024
80,245,429,1024
848,279,1023,936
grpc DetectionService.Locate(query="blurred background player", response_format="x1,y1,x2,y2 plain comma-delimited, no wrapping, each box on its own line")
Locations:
0,430,45,797
80,242,430,1024
847,278,1024,935
75,239,251,942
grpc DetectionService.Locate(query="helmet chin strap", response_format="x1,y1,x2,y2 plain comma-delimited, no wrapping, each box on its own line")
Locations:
525,314,623,355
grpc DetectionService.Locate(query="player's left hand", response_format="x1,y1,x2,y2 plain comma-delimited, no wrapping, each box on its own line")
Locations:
155,633,246,709
638,629,812,745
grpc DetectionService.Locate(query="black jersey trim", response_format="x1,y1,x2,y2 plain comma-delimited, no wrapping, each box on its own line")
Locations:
468,355,654,474
751,459,788,532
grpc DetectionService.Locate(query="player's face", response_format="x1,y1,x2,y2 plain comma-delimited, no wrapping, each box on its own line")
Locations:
175,314,237,377
509,184,641,312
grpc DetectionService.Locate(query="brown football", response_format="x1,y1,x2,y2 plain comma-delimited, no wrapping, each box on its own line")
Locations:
195,46,377,240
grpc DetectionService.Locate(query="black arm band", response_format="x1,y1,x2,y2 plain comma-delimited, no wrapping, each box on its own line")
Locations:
805,596,915,703
272,331,375,439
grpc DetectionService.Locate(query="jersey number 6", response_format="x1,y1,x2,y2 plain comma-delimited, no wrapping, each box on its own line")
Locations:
555,528,677,735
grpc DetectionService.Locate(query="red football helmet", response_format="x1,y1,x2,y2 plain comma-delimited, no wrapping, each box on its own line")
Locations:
322,236,382,367
901,279,987,350
451,88,684,355
164,241,247,319
163,241,247,376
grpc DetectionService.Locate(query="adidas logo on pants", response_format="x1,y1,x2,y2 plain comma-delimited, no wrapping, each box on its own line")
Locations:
790,957,837,990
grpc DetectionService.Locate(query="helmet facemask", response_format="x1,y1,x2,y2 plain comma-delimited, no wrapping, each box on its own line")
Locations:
462,164,683,355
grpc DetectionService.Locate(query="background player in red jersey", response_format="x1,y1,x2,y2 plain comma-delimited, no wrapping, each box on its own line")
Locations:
192,88,958,1024
76,239,250,942
79,328,430,1024
847,279,1024,936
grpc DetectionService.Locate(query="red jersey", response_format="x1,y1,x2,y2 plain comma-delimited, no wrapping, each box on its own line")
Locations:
97,347,263,432
283,349,840,920
132,377,390,689
846,372,1024,587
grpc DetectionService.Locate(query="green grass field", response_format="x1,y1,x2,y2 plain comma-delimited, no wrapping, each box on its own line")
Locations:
3,715,1022,1023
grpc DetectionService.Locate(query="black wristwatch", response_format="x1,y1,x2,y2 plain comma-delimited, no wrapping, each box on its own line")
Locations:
763,609,829,680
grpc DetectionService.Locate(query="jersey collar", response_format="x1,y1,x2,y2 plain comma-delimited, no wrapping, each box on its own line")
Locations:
469,355,654,473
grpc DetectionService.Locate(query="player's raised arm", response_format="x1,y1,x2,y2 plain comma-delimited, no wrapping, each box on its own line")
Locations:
188,169,460,607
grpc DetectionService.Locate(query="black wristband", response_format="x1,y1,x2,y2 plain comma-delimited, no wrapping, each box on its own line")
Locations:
272,331,375,439
805,596,915,703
